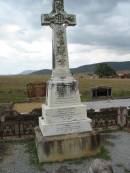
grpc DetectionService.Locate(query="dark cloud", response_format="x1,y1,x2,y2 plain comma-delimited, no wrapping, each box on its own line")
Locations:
66,0,130,54
0,0,130,74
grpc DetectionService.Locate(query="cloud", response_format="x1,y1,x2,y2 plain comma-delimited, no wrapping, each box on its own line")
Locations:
0,0,130,74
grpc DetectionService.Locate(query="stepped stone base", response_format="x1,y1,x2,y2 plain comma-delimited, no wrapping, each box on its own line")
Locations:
35,127,101,163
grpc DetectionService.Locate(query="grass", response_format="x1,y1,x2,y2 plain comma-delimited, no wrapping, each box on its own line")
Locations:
79,77,130,101
24,139,43,170
0,75,130,103
97,146,111,161
0,75,49,103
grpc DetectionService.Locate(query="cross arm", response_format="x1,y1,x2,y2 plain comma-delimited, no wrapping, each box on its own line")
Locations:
65,14,76,26
41,13,54,26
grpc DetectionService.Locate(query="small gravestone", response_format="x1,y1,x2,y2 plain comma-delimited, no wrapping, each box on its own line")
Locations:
26,82,46,99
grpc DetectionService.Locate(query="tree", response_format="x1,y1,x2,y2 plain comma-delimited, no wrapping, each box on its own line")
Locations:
95,63,117,78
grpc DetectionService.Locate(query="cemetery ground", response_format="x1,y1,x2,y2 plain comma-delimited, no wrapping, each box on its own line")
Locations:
0,131,130,173
0,75,130,103
0,75,130,173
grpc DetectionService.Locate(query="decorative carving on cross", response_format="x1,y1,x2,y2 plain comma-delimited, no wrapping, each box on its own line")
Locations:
53,0,64,13
41,0,76,76
41,0,76,27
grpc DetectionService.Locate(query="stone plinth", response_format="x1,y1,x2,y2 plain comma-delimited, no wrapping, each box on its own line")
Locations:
39,78,92,137
35,127,101,163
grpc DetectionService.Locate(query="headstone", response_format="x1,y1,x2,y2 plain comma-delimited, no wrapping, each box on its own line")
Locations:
39,0,92,137
26,82,46,99
35,0,100,163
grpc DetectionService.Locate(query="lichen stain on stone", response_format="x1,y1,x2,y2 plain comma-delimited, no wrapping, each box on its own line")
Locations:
81,137,88,150
96,133,101,146
57,140,63,154
43,141,54,156
90,134,100,150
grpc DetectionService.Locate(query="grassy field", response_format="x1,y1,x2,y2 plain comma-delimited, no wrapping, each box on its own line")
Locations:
0,75,130,103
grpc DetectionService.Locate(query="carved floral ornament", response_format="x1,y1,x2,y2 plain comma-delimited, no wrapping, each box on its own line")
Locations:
53,0,64,13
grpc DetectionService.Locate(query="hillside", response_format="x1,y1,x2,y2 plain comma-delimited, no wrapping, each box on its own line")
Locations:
20,70,35,75
31,61,130,75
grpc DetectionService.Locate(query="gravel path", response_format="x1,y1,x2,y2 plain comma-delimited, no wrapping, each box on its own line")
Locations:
0,131,130,173
105,131,130,173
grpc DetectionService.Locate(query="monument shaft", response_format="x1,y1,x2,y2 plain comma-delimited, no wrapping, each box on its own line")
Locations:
41,0,76,78
52,25,70,78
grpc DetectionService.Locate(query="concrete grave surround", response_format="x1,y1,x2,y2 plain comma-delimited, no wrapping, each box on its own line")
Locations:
35,0,100,162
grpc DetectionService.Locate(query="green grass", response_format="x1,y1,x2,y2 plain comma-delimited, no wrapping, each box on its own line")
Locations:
79,78,130,101
24,139,43,170
0,75,130,103
98,146,111,160
0,75,49,103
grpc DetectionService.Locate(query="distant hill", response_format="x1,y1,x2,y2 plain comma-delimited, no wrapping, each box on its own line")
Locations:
20,70,35,75
31,69,51,75
71,61,130,74
30,61,130,75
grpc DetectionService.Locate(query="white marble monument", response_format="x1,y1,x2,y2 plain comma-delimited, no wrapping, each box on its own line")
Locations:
39,0,92,137
35,0,100,163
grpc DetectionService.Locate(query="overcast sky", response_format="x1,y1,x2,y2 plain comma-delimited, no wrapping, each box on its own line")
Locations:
0,0,130,74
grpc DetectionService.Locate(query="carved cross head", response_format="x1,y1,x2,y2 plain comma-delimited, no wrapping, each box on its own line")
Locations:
41,0,76,26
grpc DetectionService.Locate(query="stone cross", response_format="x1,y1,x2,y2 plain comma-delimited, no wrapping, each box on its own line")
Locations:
41,0,76,78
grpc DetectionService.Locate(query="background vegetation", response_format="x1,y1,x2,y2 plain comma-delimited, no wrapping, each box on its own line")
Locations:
95,63,117,78
0,75,130,103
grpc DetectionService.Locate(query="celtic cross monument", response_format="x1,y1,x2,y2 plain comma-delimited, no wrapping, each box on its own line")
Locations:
42,0,76,79
39,0,92,136
35,0,100,163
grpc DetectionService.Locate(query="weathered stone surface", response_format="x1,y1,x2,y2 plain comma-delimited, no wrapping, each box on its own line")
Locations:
88,159,113,173
46,80,81,107
39,0,92,137
42,104,87,124
41,0,76,79
39,117,92,137
35,127,100,163
36,0,96,163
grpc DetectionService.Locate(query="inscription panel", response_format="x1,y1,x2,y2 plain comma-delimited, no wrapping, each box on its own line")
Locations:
48,81,80,106
43,105,87,123
39,118,92,137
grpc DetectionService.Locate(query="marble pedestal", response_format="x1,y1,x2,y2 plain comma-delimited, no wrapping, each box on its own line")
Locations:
39,79,92,137
35,127,101,163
